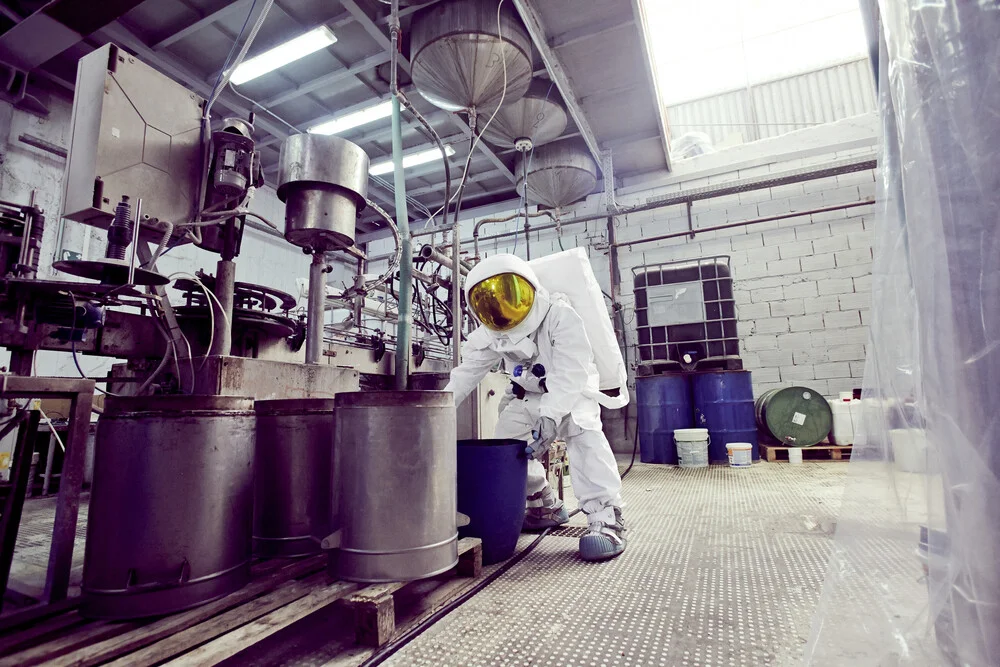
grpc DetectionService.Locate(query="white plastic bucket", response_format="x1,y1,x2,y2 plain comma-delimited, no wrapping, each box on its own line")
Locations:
787,448,804,464
674,428,709,468
726,442,753,468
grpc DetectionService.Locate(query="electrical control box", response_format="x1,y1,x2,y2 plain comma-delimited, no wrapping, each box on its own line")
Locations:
62,44,204,228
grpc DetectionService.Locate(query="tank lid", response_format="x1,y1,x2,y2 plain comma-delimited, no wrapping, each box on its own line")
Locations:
254,398,337,414
103,395,254,415
335,390,454,409
458,438,526,447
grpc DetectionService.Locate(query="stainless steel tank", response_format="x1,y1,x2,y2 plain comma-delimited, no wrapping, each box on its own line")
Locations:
276,134,369,251
333,391,457,582
516,139,599,208
410,0,532,113
81,396,255,620
254,399,336,558
480,78,568,150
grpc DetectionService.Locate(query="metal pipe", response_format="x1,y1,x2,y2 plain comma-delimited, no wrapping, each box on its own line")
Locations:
306,252,328,365
419,244,469,276
450,227,461,367
471,210,556,260
522,157,531,260
611,200,876,248
210,259,237,356
389,0,413,389
428,157,879,248
42,426,57,496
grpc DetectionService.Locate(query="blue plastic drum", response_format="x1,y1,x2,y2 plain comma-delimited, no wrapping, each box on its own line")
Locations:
636,374,694,465
692,371,759,463
456,439,528,565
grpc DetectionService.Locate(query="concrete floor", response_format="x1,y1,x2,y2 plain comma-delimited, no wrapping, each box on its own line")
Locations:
8,459,927,665
378,460,849,667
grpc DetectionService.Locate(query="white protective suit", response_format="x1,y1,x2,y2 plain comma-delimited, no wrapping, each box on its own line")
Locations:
445,254,623,518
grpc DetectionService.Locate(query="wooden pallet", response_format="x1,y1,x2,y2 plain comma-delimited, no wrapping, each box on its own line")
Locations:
0,537,483,666
760,443,852,462
347,537,482,648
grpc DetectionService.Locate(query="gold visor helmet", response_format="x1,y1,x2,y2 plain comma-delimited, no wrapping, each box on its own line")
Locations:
468,273,536,332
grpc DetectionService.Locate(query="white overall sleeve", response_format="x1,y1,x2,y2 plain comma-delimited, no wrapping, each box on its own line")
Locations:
539,304,594,424
443,327,502,407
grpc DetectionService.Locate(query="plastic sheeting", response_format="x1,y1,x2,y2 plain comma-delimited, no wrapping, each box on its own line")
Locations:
805,2,1000,665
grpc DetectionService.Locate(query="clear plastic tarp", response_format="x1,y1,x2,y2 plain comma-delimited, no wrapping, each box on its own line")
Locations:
805,2,1000,665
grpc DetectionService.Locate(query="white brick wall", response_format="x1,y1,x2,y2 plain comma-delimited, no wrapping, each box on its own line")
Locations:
450,114,876,451
608,131,874,405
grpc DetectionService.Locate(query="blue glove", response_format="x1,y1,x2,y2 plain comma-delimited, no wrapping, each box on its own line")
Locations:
526,416,558,460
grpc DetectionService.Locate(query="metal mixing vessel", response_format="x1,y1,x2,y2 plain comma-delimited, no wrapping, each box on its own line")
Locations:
276,134,369,251
333,391,457,582
254,398,336,558
81,396,255,619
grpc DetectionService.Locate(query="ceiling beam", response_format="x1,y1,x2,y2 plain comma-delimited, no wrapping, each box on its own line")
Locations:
511,0,602,167
204,10,355,84
548,16,634,50
260,52,390,108
154,0,254,50
340,0,516,185
629,0,672,171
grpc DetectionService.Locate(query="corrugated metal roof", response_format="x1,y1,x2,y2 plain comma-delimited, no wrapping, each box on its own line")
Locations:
666,58,875,149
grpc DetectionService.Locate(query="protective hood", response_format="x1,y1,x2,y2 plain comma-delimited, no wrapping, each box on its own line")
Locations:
466,254,550,344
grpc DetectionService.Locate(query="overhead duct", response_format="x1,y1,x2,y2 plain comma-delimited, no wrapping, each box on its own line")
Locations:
480,78,568,151
516,139,598,209
409,0,532,115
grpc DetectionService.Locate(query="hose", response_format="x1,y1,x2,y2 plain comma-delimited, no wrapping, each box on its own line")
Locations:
363,199,402,293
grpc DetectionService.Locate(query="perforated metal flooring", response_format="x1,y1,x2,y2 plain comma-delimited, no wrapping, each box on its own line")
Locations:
382,462,849,667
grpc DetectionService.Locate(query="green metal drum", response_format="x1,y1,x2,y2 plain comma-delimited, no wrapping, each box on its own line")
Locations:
755,386,833,447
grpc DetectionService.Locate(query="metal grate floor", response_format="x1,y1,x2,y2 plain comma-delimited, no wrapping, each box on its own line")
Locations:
382,462,850,667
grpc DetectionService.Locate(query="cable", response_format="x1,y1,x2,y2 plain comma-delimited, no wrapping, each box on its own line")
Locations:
362,199,402,293
37,407,65,453
208,0,275,115
361,521,563,667
228,81,301,134
65,291,123,397
168,272,232,362
207,0,259,118
424,0,511,227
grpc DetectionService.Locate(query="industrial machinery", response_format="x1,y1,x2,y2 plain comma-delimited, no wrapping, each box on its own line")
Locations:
0,0,529,620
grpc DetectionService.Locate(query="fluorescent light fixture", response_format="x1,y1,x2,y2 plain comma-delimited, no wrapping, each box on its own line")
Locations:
308,100,394,135
231,26,337,85
369,146,456,176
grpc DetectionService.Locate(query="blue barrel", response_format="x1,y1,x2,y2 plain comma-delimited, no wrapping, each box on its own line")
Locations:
636,374,694,465
692,371,759,463
456,439,528,565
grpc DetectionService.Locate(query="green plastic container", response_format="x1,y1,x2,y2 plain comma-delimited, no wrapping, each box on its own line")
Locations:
755,386,833,447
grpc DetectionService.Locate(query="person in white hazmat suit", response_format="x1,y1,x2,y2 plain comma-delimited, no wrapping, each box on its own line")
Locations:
445,253,626,561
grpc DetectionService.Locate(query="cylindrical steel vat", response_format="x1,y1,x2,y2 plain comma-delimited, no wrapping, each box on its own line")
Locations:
636,373,693,465
82,396,255,619
692,370,759,463
253,399,336,558
276,134,369,251
333,391,457,582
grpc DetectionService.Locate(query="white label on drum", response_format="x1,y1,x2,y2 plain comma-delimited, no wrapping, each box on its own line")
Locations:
792,412,807,426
